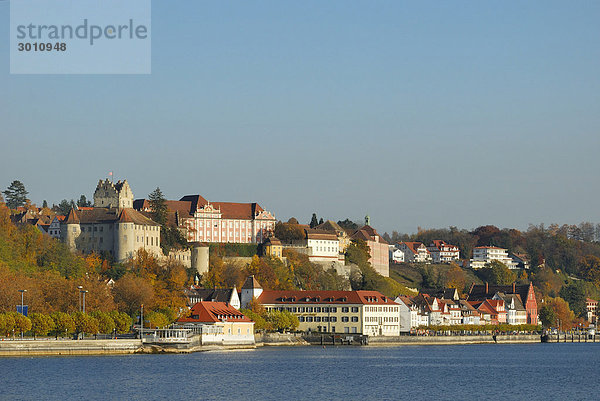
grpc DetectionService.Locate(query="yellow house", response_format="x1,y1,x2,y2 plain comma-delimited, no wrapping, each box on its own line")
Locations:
263,237,283,259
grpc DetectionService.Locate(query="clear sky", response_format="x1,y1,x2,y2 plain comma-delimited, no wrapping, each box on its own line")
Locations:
1,1,599,234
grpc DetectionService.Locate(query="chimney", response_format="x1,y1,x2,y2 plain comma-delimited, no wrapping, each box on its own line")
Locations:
485,282,489,294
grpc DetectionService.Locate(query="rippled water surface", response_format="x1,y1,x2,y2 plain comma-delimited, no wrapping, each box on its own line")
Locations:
1,343,598,400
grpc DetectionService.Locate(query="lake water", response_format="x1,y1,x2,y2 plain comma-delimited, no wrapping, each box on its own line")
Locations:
0,343,598,400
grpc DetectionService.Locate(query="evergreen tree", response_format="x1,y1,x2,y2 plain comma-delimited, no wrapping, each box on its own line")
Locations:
3,180,29,209
42,200,48,208
318,217,324,225
77,195,91,207
309,213,319,228
148,187,168,226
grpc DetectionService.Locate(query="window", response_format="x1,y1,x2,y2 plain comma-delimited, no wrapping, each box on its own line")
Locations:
314,317,321,322
330,317,337,322
342,307,349,313
342,317,349,322
352,327,357,333
351,317,358,322
314,307,321,313
299,317,305,322
306,307,313,313
330,307,337,313
344,327,349,333
331,326,335,333
352,307,359,313
306,317,313,322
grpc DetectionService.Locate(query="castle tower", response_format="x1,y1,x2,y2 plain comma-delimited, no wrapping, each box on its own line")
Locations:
61,208,81,252
241,275,263,309
93,179,134,210
114,209,136,262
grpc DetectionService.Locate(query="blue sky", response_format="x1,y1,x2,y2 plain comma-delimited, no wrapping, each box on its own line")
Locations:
1,1,599,234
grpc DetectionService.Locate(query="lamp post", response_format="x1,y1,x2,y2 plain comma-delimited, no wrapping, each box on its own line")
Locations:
77,286,83,312
140,304,144,343
18,289,27,339
81,290,88,314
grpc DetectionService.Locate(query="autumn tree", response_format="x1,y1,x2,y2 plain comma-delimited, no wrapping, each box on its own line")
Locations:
90,311,116,334
50,312,75,338
72,312,99,336
113,274,154,315
145,311,170,328
30,313,55,339
273,221,304,243
109,311,132,334
443,263,467,293
3,180,29,209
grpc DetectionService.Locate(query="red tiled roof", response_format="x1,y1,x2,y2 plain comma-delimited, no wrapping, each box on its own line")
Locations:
399,241,428,254
177,301,253,323
258,290,397,305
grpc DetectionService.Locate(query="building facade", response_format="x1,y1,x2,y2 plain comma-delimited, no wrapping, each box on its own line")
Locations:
469,246,518,269
426,240,460,263
351,225,389,277
398,242,432,264
258,289,400,336
176,301,255,345
134,194,276,244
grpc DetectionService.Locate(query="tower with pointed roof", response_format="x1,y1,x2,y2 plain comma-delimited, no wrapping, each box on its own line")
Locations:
241,275,263,308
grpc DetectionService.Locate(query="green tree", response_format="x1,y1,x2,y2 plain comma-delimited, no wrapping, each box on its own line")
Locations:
55,199,74,216
0,313,16,336
477,260,517,285
90,311,116,334
3,180,29,209
30,313,55,339
76,195,91,207
11,312,32,336
42,200,48,208
337,219,358,231
72,312,99,337
148,187,168,226
50,312,76,338
309,213,319,228
109,311,132,334
345,239,371,267
145,311,170,328
265,310,299,332
559,283,586,318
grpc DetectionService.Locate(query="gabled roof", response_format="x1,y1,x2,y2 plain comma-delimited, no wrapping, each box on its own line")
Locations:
117,208,160,226
186,288,237,303
177,301,252,323
398,242,428,254
468,283,535,305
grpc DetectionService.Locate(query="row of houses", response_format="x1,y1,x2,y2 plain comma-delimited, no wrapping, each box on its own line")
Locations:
395,283,539,331
390,240,529,270
183,276,539,338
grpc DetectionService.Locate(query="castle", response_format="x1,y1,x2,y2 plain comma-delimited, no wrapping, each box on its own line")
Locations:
61,179,162,262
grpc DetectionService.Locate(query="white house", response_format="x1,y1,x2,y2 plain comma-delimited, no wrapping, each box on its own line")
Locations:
469,246,518,269
389,245,405,264
397,242,432,264
426,240,460,263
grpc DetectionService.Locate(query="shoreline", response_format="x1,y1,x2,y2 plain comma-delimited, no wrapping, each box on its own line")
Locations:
1,334,594,357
